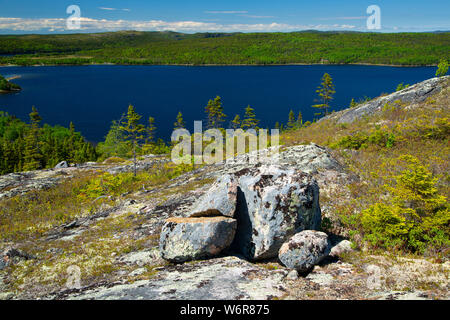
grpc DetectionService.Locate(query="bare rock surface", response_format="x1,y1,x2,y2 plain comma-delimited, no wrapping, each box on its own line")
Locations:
319,76,449,124
65,256,288,300
160,217,237,263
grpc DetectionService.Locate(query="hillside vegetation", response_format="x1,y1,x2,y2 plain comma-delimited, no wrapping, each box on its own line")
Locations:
281,77,450,256
0,31,449,66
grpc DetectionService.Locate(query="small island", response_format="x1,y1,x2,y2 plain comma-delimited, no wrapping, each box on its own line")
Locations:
0,74,21,93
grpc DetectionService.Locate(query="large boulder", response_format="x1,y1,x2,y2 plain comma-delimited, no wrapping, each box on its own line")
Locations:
229,165,321,260
189,174,238,218
160,216,237,263
278,230,331,272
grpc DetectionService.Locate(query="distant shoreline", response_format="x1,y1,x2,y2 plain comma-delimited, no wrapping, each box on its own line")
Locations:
0,62,437,68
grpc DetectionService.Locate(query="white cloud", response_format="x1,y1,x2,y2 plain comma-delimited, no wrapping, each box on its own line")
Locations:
205,11,248,14
0,16,356,32
318,16,367,21
99,7,131,12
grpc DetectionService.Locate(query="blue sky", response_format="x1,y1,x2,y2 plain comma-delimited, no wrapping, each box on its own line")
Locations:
0,0,449,33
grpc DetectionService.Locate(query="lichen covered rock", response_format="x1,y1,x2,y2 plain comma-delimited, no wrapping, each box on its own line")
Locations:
229,165,321,261
160,216,237,263
279,230,331,272
188,174,238,218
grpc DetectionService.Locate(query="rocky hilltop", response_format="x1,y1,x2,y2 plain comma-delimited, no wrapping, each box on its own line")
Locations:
0,77,449,300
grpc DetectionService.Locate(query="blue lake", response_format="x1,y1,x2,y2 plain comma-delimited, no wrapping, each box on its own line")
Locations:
0,65,436,143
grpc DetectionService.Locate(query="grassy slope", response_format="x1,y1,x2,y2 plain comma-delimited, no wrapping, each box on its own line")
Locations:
0,31,449,66
281,78,449,255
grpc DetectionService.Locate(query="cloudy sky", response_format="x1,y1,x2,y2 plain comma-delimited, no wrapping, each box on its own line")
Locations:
0,0,449,33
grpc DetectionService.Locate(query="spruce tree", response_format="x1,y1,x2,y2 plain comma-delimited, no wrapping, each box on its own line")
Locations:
174,112,186,130
231,114,241,129
297,111,303,128
147,116,157,144
205,96,226,129
287,110,296,130
119,105,145,177
241,105,259,130
312,73,335,118
23,106,42,171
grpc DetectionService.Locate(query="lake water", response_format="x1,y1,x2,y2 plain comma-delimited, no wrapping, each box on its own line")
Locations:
0,65,436,143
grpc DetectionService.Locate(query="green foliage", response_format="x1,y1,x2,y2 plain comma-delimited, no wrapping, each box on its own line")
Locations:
312,73,335,118
0,109,96,174
230,114,241,129
119,105,146,176
241,105,259,130
331,127,396,150
0,74,21,92
436,58,449,77
173,112,186,130
96,120,130,160
0,31,449,66
205,96,226,129
360,155,449,253
396,83,410,91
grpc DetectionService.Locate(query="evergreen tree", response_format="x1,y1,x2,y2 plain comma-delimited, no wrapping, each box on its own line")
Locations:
174,112,186,130
241,105,259,130
312,73,336,118
119,105,146,176
287,110,296,130
147,116,157,143
296,111,303,128
231,114,241,129
436,58,449,77
205,96,226,129
23,106,42,171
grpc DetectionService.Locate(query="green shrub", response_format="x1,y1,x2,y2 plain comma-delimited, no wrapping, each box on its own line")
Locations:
360,155,449,253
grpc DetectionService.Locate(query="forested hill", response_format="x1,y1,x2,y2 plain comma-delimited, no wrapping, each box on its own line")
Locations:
0,31,449,66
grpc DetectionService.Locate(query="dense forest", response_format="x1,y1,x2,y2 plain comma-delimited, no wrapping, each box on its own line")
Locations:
0,31,449,66
0,109,96,174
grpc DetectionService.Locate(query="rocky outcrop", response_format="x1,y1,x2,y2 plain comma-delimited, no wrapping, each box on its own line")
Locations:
229,165,321,260
278,230,331,272
320,76,449,124
188,174,238,218
159,216,237,263
64,256,289,300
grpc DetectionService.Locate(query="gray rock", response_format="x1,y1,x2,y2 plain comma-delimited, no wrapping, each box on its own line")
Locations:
65,256,288,300
285,269,299,280
229,165,321,260
54,161,69,169
279,230,331,272
160,216,237,263
320,76,449,124
329,240,354,258
189,174,238,218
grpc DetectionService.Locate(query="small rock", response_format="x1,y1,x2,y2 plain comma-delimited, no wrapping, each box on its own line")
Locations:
129,268,146,277
278,230,331,272
160,216,237,263
329,240,354,258
285,269,299,280
189,174,238,218
54,161,69,169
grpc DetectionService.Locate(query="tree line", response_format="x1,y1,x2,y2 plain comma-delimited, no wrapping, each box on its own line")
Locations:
0,31,449,66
